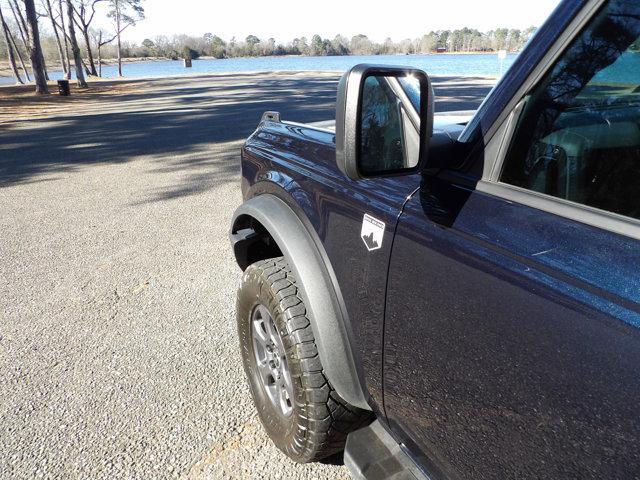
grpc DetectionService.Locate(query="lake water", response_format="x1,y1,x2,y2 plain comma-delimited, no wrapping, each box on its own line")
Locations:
0,53,518,85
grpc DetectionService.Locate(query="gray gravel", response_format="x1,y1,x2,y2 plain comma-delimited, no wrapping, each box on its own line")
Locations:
0,72,493,480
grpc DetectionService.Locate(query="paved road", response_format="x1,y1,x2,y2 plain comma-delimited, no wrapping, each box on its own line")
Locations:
0,72,494,479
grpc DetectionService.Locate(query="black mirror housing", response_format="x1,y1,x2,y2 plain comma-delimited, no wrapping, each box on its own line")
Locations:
335,64,434,180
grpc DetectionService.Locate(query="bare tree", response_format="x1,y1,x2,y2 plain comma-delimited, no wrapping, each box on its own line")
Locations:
57,0,70,78
6,18,31,80
42,0,68,78
10,0,49,80
107,0,143,76
0,6,23,83
93,28,103,75
71,0,104,76
54,17,92,76
65,0,86,86
91,28,115,76
23,0,48,93
8,0,28,47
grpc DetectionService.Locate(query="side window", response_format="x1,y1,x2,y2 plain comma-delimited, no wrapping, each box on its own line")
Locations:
359,76,405,175
500,0,640,220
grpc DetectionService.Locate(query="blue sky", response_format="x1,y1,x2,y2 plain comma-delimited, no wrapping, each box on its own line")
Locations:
112,0,562,43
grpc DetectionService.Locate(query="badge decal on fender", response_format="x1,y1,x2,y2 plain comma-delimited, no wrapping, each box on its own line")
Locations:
361,214,385,251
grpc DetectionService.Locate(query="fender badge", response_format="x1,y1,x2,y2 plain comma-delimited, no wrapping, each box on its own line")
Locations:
361,214,385,251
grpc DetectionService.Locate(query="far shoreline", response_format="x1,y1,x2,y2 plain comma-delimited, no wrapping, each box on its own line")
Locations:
0,51,515,82
0,70,499,95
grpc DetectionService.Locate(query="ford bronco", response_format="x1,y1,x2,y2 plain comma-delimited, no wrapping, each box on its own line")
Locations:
230,0,640,478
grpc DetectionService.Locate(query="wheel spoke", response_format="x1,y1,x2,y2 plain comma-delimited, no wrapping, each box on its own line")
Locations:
281,359,293,391
264,317,278,343
252,314,269,346
250,303,293,417
276,375,292,414
255,358,272,382
257,304,270,322
273,329,285,352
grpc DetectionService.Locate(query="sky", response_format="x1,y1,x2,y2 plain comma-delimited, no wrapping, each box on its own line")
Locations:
102,0,563,44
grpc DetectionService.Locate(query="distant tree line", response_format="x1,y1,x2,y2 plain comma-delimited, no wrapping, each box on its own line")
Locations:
125,27,539,60
22,17,640,94
1,25,539,83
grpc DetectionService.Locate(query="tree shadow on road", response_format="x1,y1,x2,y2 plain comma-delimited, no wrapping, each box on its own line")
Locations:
0,73,493,203
0,74,338,203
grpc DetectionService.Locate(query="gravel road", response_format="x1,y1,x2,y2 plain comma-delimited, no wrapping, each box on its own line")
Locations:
0,72,493,479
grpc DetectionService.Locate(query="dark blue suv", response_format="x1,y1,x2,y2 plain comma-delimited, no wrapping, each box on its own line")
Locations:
230,1,640,478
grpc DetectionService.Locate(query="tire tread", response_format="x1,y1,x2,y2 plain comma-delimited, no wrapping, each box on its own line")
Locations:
243,256,371,461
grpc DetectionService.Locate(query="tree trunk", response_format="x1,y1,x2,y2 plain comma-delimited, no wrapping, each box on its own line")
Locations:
82,28,97,75
117,31,122,76
44,0,67,77
58,0,71,79
66,0,87,87
9,0,28,46
15,0,49,81
59,26,91,79
0,9,23,84
115,0,122,76
23,0,48,94
8,0,30,78
77,21,97,76
80,56,90,75
8,26,30,81
40,45,50,81
13,0,49,82
97,30,102,77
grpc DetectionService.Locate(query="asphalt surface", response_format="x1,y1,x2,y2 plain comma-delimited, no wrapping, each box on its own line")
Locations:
0,71,494,479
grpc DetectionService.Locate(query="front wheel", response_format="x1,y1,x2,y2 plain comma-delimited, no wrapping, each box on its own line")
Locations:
236,257,371,462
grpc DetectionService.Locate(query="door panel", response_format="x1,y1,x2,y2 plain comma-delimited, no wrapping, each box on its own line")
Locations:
383,177,640,479
318,172,418,410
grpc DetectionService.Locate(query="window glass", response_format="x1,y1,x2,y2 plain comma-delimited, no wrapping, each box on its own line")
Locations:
500,0,640,220
359,76,405,174
398,76,421,111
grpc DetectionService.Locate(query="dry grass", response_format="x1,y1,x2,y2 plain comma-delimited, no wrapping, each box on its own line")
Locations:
0,78,151,123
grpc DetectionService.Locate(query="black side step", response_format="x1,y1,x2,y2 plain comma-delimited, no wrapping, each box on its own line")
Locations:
344,420,430,480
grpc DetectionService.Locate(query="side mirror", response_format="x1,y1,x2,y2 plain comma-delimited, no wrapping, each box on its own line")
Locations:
335,64,434,180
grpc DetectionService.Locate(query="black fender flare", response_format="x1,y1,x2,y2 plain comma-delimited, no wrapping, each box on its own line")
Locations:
230,194,370,410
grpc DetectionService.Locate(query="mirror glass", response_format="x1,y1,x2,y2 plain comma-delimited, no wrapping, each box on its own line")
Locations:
358,73,422,176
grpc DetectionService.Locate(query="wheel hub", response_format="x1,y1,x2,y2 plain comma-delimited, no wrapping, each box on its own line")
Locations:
251,304,294,417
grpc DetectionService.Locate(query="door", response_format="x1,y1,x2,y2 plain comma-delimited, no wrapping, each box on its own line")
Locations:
383,2,640,479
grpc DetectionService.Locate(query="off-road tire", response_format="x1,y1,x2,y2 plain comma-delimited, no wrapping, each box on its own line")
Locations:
237,256,371,462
